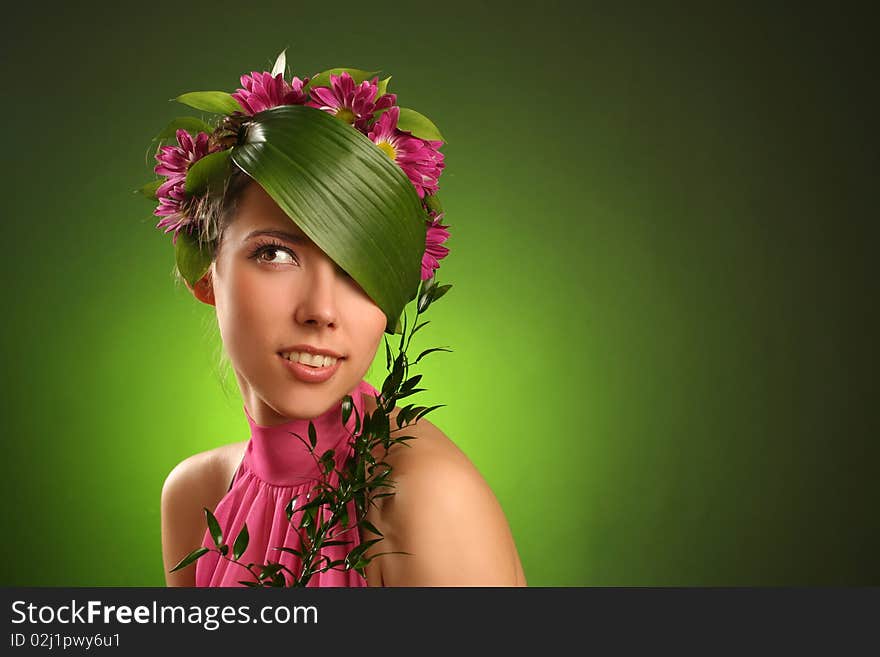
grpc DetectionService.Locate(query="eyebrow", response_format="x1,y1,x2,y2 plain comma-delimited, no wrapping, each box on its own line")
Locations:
244,229,309,245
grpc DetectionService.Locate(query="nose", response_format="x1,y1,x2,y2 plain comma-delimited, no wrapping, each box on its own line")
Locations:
294,256,340,329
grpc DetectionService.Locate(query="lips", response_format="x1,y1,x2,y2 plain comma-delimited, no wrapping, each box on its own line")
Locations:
278,352,343,384
278,343,345,359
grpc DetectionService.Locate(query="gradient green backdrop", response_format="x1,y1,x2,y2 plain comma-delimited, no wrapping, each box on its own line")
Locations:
1,1,876,586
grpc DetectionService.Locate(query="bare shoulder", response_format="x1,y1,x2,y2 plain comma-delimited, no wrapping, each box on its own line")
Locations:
361,397,527,586
160,440,247,586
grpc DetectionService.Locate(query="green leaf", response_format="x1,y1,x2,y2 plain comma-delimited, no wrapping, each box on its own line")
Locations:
359,518,383,537
170,546,209,572
184,148,231,195
410,320,430,339
204,507,223,548
271,546,303,558
231,105,425,334
136,179,162,200
376,75,392,99
396,107,445,142
173,91,241,115
401,374,422,392
308,421,317,449
232,523,249,560
424,193,443,214
285,496,299,522
384,336,393,371
431,283,452,303
174,229,213,287
305,68,379,91
414,347,452,365
396,404,415,429
416,404,446,421
341,395,353,425
398,309,408,352
271,49,287,77
396,387,426,400
153,116,215,143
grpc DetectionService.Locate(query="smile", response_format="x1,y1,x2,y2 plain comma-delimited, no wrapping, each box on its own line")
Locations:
280,351,339,368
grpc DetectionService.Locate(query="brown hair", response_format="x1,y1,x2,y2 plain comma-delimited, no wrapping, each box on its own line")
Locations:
170,165,253,289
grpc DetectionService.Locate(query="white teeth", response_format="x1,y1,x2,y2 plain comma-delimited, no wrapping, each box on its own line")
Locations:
281,351,338,367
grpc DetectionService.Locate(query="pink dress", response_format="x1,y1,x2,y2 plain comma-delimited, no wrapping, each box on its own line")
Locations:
195,379,379,587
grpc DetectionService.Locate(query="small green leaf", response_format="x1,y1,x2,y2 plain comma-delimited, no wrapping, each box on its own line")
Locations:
414,347,452,365
170,546,209,572
410,320,431,339
424,193,443,214
384,336,393,371
184,148,231,195
376,75,392,99
153,116,215,143
398,309,408,351
360,518,383,537
396,387,426,400
416,404,446,421
308,421,317,449
136,179,162,200
219,544,229,556
173,91,241,115
396,107,445,142
271,546,303,558
401,374,422,393
232,523,249,560
396,404,415,429
341,395,353,425
431,283,452,303
285,496,299,521
306,68,379,91
174,229,213,288
204,507,223,548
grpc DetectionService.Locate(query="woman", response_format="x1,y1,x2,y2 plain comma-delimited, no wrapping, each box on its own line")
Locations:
154,55,526,586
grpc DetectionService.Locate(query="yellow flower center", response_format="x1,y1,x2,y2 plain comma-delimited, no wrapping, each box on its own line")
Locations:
378,141,397,161
334,107,356,124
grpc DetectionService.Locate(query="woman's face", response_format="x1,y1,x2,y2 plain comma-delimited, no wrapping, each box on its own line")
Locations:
204,180,387,425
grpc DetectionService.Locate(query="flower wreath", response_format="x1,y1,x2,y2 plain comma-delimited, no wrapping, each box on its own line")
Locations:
139,50,451,299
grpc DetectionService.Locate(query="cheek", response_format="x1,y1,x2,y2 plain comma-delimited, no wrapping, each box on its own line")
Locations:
215,263,283,352
341,291,387,361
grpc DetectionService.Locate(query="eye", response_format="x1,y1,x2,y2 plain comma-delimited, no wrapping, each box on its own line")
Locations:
249,239,299,266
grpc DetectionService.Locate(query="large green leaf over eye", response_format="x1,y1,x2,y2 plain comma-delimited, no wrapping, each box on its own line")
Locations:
231,104,425,334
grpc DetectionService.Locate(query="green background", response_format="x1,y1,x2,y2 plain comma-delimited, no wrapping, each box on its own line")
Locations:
1,1,876,586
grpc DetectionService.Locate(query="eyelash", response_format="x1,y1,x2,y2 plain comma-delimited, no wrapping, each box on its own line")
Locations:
247,238,354,280
248,239,299,266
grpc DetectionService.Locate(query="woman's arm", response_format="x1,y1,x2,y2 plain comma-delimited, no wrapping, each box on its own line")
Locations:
370,423,527,586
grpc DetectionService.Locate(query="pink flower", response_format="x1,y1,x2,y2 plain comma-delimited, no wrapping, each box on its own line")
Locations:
421,211,451,280
153,129,213,244
368,107,445,199
307,72,396,131
232,71,308,115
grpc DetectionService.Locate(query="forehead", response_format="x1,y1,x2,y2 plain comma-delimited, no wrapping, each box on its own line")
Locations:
228,181,313,243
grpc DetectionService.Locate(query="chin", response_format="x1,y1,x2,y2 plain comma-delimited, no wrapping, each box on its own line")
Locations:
274,378,358,420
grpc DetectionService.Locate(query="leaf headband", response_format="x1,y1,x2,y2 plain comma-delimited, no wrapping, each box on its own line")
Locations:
138,50,451,335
